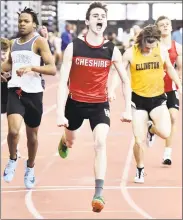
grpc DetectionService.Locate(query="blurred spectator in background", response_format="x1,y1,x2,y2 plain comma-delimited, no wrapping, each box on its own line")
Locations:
38,25,55,55
132,25,142,41
127,38,135,49
107,32,120,45
107,32,122,52
38,25,48,39
49,31,62,70
71,24,77,40
61,22,72,52
122,28,131,49
118,42,126,55
172,26,182,45
129,38,135,47
78,27,88,37
38,26,56,88
104,33,108,39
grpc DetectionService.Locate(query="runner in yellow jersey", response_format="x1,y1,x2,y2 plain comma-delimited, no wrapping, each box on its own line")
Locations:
109,25,182,183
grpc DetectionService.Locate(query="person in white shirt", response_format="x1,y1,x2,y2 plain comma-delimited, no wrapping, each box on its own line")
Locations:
1,7,56,189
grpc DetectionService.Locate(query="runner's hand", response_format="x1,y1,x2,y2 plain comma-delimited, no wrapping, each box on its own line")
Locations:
16,66,32,76
1,72,11,82
57,115,69,127
1,74,7,82
120,112,132,123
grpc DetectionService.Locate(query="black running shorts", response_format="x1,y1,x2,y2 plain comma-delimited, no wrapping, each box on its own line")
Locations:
7,87,43,128
131,92,167,114
65,96,110,131
1,77,11,114
166,90,179,110
1,82,8,114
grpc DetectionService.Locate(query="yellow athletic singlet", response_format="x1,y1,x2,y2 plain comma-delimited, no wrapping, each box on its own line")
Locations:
130,44,164,97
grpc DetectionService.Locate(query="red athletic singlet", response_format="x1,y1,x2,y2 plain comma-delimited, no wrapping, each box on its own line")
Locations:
164,40,178,92
68,36,114,103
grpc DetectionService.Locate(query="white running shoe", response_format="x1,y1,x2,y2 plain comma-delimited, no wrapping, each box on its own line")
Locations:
146,120,156,147
134,167,145,183
3,158,18,183
162,148,172,165
24,161,36,189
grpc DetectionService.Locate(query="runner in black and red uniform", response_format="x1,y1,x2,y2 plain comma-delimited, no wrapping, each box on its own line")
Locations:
155,16,182,165
56,2,132,213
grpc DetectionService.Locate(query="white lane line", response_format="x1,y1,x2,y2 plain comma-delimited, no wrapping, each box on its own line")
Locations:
120,137,154,219
4,187,117,193
2,185,182,193
126,186,182,189
2,185,182,190
41,210,136,214
25,129,57,219
25,192,44,219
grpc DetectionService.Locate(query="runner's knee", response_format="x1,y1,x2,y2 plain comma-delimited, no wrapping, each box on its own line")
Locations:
134,138,144,149
27,132,38,144
94,138,106,151
159,129,170,139
156,123,171,139
170,114,177,126
8,128,19,139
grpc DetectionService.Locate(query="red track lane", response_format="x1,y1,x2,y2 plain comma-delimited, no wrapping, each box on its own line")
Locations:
1,75,182,219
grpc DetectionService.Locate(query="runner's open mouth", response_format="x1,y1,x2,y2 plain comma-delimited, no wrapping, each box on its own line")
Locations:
96,23,103,29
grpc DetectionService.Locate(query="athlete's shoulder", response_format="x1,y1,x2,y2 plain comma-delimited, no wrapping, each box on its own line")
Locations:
34,36,53,50
64,42,73,56
124,46,133,56
122,47,132,63
66,41,73,49
72,36,84,46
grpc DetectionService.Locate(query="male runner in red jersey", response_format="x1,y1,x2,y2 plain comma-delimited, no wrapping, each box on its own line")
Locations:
57,2,132,212
155,16,182,165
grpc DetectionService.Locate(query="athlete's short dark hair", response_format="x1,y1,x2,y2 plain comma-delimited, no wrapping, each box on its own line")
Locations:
154,16,171,26
136,25,161,49
17,7,39,26
85,2,108,20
